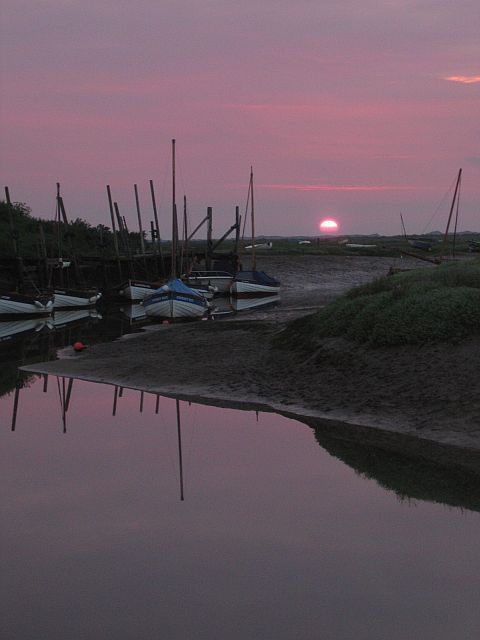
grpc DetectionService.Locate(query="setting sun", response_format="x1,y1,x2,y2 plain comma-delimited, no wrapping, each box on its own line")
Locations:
319,219,339,232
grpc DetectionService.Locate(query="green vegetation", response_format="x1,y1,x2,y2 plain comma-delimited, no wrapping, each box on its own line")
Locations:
276,259,480,348
0,200,143,258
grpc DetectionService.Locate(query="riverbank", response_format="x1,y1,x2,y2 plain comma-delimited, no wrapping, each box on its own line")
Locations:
21,255,480,473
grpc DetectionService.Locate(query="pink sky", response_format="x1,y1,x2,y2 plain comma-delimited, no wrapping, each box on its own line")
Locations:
1,1,479,236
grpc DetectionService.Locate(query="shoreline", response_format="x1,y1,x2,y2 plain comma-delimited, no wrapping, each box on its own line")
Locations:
22,314,480,475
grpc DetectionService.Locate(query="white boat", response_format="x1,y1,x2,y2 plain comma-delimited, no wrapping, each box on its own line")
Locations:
0,291,54,317
183,270,233,294
53,288,102,309
118,279,162,301
230,270,281,297
143,278,209,321
143,140,209,321
231,168,280,298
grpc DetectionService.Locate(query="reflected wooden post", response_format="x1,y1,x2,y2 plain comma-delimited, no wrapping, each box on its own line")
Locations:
65,378,74,411
140,391,144,413
43,374,49,393
11,385,21,431
176,399,185,501
61,377,67,433
155,395,160,414
112,386,119,416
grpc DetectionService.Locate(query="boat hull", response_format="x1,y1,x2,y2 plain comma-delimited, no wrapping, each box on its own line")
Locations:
0,292,54,317
119,280,160,301
143,293,208,320
53,289,102,309
230,280,280,297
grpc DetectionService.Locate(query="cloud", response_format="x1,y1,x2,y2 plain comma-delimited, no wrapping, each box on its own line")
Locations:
260,184,414,192
443,75,480,84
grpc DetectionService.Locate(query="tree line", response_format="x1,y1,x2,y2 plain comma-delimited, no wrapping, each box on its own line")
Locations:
0,200,146,259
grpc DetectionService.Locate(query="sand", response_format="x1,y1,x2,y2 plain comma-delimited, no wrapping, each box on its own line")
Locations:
22,255,480,473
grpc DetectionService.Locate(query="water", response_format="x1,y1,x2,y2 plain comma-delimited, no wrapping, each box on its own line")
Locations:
1,376,480,640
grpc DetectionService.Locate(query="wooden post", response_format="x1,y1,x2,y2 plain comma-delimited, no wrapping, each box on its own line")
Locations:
134,184,146,255
107,185,122,280
150,179,164,277
149,180,162,250
234,205,240,255
150,220,157,255
206,206,213,270
182,195,189,275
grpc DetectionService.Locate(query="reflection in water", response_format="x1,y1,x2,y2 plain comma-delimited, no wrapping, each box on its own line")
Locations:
0,296,281,399
313,427,480,513
9,375,480,512
2,376,480,640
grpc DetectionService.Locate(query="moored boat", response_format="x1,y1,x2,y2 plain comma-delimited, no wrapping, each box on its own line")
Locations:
231,167,280,298
118,279,162,301
53,288,102,309
143,140,209,321
143,278,209,321
0,291,54,317
230,270,281,297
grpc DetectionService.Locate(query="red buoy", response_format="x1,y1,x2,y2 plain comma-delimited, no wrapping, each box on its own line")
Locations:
73,341,86,352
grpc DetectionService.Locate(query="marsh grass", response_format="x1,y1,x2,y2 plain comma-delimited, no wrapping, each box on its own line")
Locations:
276,260,480,348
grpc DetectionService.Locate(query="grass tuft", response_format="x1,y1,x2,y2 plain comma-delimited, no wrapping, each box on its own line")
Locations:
275,259,480,349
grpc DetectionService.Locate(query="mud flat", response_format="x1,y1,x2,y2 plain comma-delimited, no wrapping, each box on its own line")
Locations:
22,255,480,474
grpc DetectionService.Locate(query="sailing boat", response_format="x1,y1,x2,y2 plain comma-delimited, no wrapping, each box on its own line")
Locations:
143,140,209,320
230,168,280,297
51,183,102,309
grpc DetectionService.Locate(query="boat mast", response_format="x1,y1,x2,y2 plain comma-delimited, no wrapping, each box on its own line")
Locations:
171,139,177,278
250,167,256,271
442,168,462,258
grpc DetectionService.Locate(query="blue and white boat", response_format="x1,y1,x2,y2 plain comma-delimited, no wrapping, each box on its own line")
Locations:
143,278,209,320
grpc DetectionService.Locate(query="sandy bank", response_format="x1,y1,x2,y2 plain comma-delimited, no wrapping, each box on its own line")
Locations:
22,315,480,474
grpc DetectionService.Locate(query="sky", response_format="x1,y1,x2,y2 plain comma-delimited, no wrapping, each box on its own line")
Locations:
1,0,479,237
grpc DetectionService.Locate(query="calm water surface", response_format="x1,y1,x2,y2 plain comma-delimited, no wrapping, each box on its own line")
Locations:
1,376,480,640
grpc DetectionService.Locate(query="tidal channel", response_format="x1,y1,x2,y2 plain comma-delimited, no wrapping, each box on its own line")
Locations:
2,372,480,639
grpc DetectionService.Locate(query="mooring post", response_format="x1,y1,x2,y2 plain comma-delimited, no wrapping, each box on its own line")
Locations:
206,206,213,270
107,185,122,280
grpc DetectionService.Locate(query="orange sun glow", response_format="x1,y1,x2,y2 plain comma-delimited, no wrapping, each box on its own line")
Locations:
319,219,339,232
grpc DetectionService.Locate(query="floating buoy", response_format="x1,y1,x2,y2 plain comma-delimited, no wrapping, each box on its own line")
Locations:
73,341,86,352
